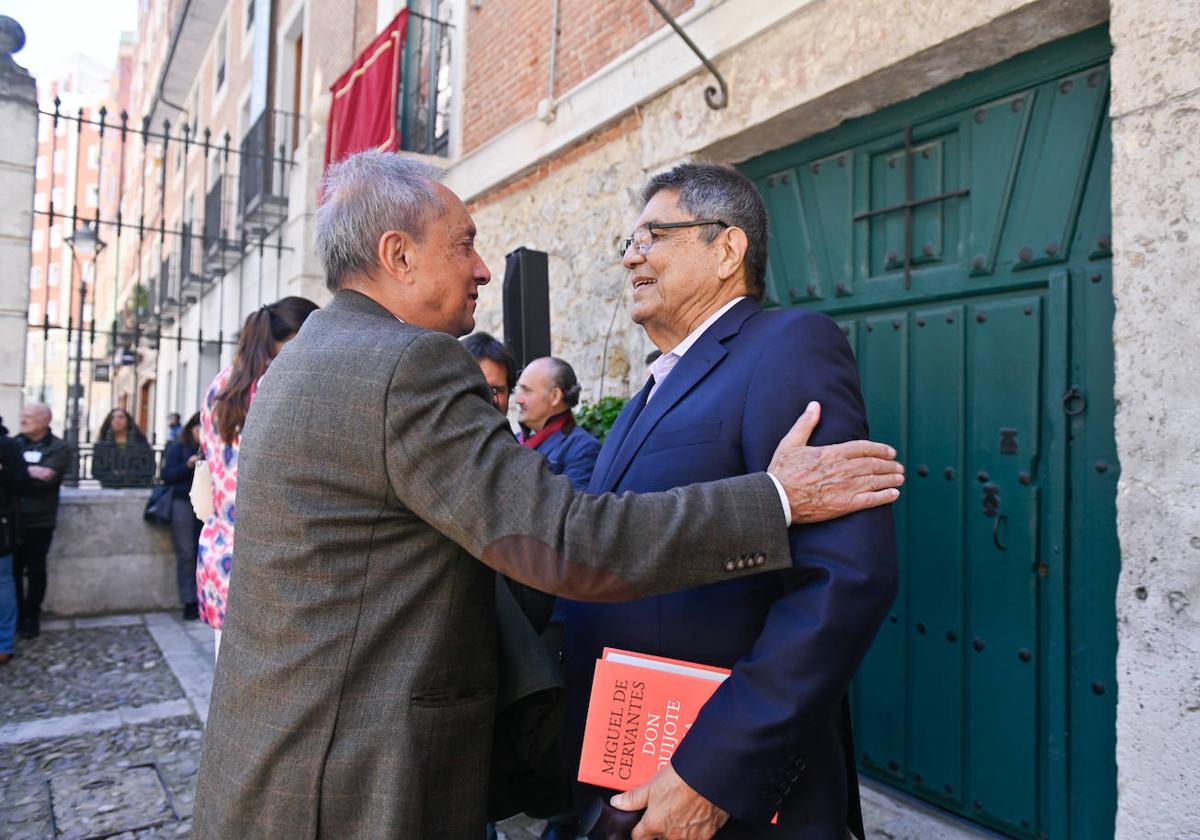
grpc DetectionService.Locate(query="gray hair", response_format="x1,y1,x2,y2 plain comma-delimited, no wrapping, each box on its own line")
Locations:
315,151,447,291
642,162,769,300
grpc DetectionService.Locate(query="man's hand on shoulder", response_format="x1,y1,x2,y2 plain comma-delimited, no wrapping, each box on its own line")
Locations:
769,401,904,524
611,763,729,840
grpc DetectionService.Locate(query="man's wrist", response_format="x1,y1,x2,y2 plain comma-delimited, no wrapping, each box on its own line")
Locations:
766,472,792,527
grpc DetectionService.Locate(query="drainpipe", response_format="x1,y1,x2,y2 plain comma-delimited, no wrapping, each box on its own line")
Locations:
147,0,194,123
536,0,560,122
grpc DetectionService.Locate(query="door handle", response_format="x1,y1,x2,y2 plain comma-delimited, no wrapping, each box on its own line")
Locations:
982,483,1007,551
1062,386,1087,416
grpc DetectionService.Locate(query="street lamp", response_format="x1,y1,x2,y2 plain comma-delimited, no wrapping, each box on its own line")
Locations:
64,220,107,484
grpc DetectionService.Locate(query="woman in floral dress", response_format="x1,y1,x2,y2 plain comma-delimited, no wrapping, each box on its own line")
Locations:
197,297,318,656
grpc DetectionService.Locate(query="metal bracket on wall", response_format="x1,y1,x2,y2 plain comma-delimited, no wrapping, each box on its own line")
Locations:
647,0,728,110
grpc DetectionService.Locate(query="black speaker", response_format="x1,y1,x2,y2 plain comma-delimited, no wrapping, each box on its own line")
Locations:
502,247,551,371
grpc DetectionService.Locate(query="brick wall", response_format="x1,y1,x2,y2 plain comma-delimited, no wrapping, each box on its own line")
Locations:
461,0,692,153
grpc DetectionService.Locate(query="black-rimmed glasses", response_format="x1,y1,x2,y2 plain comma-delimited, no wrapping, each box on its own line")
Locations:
619,219,730,259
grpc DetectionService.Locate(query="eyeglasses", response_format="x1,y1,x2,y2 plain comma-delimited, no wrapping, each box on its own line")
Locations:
489,385,510,398
619,219,730,259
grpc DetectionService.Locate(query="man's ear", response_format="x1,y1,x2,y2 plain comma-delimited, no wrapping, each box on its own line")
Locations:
378,230,416,284
716,226,749,282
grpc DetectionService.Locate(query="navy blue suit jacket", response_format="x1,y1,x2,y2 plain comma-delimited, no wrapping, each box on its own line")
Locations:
531,422,601,492
564,299,897,839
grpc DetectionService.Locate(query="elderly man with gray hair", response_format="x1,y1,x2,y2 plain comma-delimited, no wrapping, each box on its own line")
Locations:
191,151,903,840
13,402,71,640
515,356,601,492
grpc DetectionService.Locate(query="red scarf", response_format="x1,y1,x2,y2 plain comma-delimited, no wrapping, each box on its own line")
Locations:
521,412,574,450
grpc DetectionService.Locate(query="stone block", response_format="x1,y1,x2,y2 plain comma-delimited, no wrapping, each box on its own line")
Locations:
0,165,34,240
1110,0,1200,118
0,107,36,171
0,64,35,427
49,766,174,839
1110,58,1200,840
0,236,34,309
42,489,180,617
0,312,26,379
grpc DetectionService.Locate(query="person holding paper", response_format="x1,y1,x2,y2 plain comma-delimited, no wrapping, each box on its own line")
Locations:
190,152,903,840
564,163,899,839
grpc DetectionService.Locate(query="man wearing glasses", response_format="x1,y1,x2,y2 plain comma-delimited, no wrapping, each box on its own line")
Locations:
563,163,898,839
462,331,517,416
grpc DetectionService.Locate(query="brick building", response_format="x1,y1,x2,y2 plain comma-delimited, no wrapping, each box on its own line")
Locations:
17,1,1197,838
25,55,110,426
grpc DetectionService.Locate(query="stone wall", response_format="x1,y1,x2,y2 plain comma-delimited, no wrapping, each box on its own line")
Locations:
42,489,181,617
0,25,36,425
470,121,652,401
1110,0,1200,836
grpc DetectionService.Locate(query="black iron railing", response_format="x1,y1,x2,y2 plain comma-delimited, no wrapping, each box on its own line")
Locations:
238,108,300,231
27,103,297,454
177,220,204,298
203,173,240,273
68,441,165,489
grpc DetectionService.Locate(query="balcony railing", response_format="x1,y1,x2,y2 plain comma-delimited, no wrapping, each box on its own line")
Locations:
203,173,241,274
239,108,300,233
67,442,164,489
178,221,205,296
399,10,453,157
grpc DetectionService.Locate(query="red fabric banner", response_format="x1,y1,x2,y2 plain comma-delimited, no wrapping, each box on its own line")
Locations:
324,9,409,169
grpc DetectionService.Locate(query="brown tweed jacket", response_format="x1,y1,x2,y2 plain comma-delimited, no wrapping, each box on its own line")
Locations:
192,290,792,839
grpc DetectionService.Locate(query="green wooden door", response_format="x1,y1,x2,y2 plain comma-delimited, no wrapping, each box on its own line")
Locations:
740,27,1118,840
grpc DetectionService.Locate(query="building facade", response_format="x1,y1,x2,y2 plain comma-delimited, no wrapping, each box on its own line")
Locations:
26,55,110,434
15,1,1200,837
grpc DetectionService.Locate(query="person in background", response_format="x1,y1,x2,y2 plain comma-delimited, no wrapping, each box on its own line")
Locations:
197,296,319,656
166,412,182,443
13,402,70,639
92,408,155,488
462,333,562,840
461,331,516,415
162,412,202,621
0,417,32,665
514,357,601,492
512,356,602,840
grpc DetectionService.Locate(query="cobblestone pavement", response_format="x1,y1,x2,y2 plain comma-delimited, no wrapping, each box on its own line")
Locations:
0,614,211,840
0,612,551,840
1,624,183,723
0,612,986,840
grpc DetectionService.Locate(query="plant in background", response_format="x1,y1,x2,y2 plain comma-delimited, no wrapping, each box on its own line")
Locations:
575,396,629,443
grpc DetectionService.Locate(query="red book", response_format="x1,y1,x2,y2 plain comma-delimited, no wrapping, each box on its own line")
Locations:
577,648,730,791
